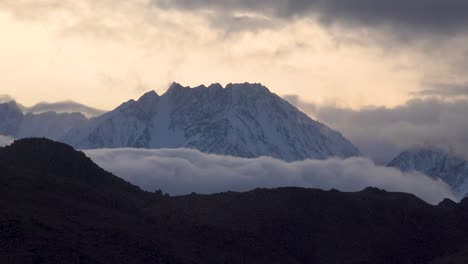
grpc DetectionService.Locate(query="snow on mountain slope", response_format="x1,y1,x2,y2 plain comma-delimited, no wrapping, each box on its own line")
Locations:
63,82,360,161
16,112,88,140
388,147,468,198
0,101,88,140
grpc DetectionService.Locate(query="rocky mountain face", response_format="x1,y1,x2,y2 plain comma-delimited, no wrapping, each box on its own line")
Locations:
0,138,161,263
1,138,468,263
63,82,360,161
388,147,468,198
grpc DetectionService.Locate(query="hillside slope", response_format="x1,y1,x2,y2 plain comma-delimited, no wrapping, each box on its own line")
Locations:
1,139,468,263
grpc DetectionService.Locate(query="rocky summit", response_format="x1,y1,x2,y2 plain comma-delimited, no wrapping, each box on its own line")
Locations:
63,82,360,161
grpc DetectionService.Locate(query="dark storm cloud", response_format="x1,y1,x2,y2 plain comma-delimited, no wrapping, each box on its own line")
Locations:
156,0,468,34
287,96,468,164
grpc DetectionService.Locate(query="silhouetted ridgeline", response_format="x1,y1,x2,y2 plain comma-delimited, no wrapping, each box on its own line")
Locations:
1,138,468,263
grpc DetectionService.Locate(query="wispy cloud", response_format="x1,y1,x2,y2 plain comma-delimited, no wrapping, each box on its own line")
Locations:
26,101,105,117
414,82,468,98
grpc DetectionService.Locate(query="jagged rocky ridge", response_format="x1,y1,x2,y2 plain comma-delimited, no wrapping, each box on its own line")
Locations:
1,138,468,263
388,147,468,199
63,82,360,161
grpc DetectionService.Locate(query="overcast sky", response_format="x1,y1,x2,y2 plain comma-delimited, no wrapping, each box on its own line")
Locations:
1,0,467,109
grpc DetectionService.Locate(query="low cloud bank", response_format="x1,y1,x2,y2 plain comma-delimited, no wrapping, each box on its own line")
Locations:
0,135,14,147
286,96,468,164
85,148,454,204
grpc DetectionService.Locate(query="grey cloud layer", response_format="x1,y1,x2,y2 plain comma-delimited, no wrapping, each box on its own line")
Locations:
0,135,14,147
287,96,468,164
156,0,468,34
415,83,468,98
85,148,454,204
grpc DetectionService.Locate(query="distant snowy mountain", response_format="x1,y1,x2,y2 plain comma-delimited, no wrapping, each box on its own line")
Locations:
0,101,23,136
17,112,88,140
63,82,360,161
0,101,88,140
0,95,104,118
388,147,468,198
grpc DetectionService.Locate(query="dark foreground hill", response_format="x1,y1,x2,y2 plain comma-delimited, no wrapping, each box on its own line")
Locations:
1,138,468,263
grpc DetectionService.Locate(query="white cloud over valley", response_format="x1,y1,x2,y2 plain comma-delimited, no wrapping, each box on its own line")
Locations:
0,135,14,147
85,147,454,204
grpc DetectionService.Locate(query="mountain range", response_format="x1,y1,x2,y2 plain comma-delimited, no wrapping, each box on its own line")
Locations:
0,101,88,140
2,138,468,263
3,83,468,197
388,147,468,199
0,82,360,161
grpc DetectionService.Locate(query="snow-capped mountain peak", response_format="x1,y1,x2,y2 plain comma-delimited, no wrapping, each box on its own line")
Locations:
62,82,360,161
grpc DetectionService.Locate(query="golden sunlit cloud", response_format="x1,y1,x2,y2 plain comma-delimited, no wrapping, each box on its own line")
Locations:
0,0,466,109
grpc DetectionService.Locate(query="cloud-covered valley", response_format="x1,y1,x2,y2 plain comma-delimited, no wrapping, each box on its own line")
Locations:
85,147,454,204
